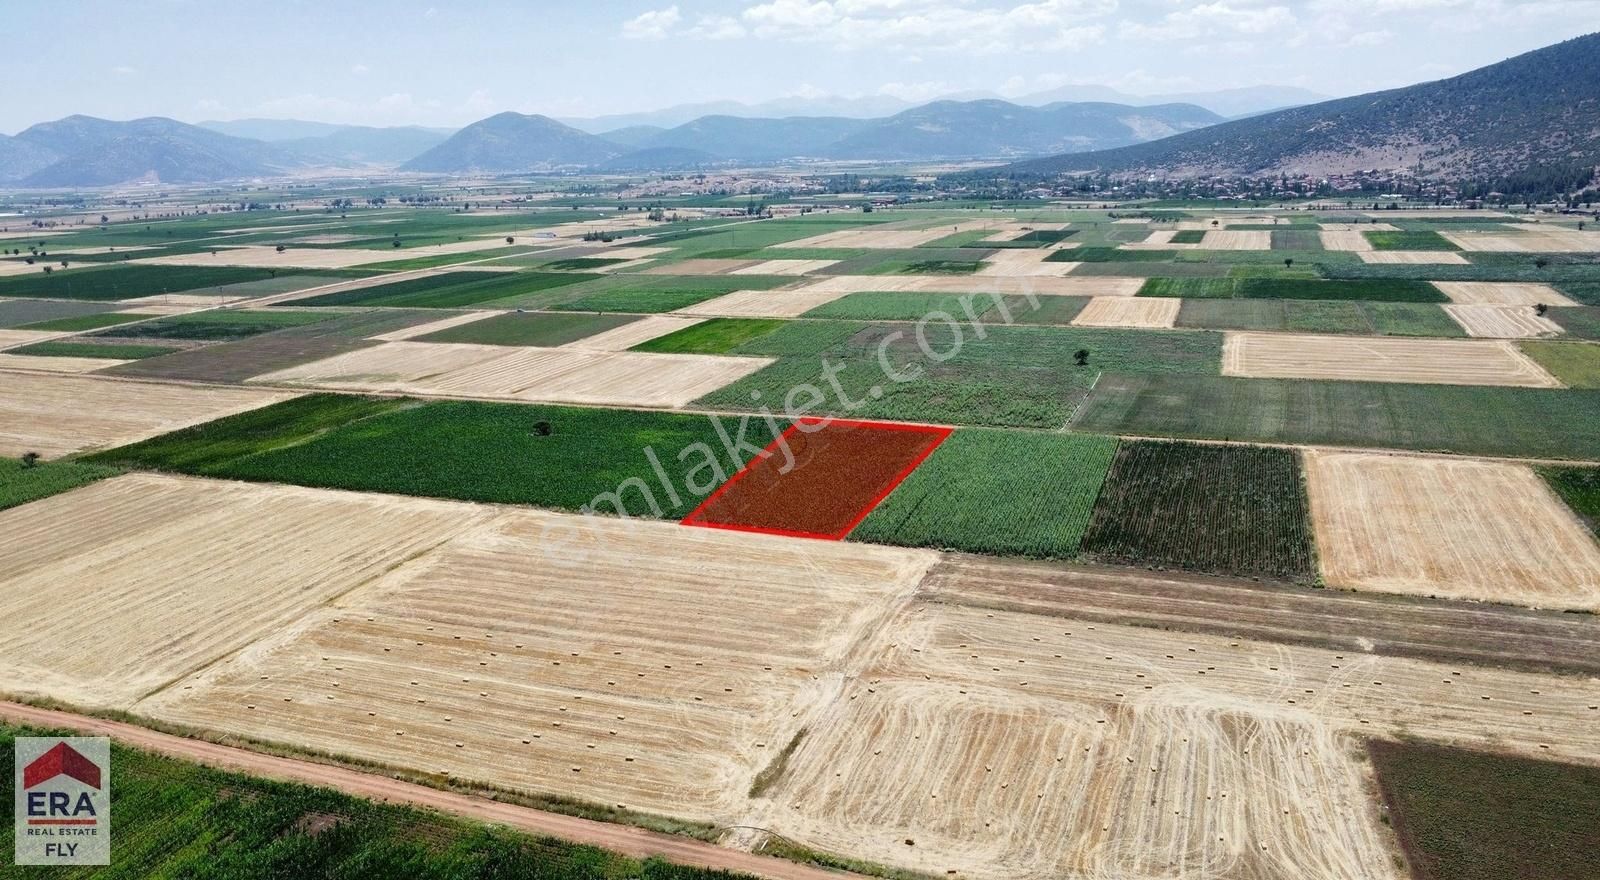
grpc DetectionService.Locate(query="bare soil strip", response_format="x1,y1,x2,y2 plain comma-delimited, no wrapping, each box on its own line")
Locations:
1071,297,1181,329
1357,251,1471,265
1442,229,1600,253
1443,304,1564,338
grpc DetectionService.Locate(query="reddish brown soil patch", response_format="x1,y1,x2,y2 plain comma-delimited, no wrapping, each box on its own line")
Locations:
683,418,951,539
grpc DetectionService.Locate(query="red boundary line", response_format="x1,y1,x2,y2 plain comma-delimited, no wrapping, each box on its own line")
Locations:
680,417,954,541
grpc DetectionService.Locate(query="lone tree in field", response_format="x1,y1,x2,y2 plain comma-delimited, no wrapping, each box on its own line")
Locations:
1211,219,1219,227
20,451,40,468
1073,348,1091,366
1535,257,1550,269
506,236,515,244
1536,302,1550,316
1284,258,1294,269
275,244,286,253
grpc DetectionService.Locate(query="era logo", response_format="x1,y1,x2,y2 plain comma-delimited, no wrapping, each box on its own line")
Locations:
13,737,110,866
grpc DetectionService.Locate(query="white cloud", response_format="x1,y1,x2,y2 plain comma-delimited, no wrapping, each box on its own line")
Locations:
351,63,370,76
686,14,747,39
875,80,955,101
622,5,683,39
112,65,137,75
1121,2,1296,42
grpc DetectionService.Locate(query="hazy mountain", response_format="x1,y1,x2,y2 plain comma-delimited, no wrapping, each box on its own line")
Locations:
0,134,60,183
400,112,624,172
199,118,352,141
562,94,915,133
15,116,298,186
599,125,669,149
1001,33,1600,181
599,147,722,172
1016,84,1331,118
278,126,454,166
643,115,873,162
822,100,1222,160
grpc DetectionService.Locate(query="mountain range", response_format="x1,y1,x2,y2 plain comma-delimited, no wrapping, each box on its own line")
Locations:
1002,33,1600,181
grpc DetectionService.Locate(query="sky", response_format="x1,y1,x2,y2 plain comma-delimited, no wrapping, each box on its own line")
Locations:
9,0,1599,133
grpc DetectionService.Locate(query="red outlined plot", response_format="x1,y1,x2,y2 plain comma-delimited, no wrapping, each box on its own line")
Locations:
682,417,952,540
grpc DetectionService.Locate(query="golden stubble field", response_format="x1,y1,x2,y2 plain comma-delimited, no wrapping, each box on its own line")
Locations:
1221,331,1562,387
6,475,1600,879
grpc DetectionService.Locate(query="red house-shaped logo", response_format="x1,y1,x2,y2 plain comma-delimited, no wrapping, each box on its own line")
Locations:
22,742,102,790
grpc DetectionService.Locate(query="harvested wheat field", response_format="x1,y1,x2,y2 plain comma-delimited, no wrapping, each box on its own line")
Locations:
731,259,839,276
1304,451,1600,610
1357,250,1470,265
1200,230,1272,250
976,249,1076,276
759,599,1600,880
641,259,760,276
0,474,488,707
0,353,127,373
1442,229,1600,252
775,225,970,250
369,311,503,341
138,500,937,821
0,329,66,350
1319,223,1398,232
1071,297,1181,329
1221,332,1561,387
252,341,772,407
1432,281,1579,307
676,288,855,317
1317,231,1373,252
0,372,298,458
560,315,704,351
1443,304,1564,338
133,246,403,270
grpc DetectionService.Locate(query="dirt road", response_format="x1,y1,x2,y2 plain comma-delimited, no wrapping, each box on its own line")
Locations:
0,701,857,880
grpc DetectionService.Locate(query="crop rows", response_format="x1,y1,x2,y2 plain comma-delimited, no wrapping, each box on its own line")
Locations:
1079,439,1317,581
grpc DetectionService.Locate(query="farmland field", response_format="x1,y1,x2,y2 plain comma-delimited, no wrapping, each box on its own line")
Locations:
15,311,146,332
0,456,119,511
700,321,1222,428
1138,277,1445,302
1079,440,1316,581
629,318,785,354
1222,332,1560,387
851,429,1117,557
415,311,639,346
0,265,346,300
0,724,759,880
10,340,179,359
1303,450,1600,609
1369,740,1600,880
1365,230,1460,251
683,418,950,539
100,397,774,519
288,271,598,308
0,298,122,328
1520,341,1600,387
1073,373,1600,460
1539,465,1600,535
91,309,332,341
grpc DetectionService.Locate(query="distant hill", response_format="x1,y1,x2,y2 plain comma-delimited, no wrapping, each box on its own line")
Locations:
562,94,914,133
599,147,722,172
599,125,669,149
1001,33,1600,180
821,100,1221,160
278,126,454,166
643,115,872,161
0,134,60,183
1015,84,1331,118
400,112,624,172
15,116,298,187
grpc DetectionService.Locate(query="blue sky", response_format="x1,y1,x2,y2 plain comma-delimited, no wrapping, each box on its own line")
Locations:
11,0,1599,132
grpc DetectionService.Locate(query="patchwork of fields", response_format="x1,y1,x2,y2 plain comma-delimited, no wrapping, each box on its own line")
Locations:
5,204,1600,880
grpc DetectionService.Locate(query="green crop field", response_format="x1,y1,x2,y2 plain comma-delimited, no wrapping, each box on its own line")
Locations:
1050,247,1177,263
1078,440,1316,581
1520,341,1600,387
701,321,1223,428
1362,302,1468,336
417,311,638,346
1170,230,1206,244
10,340,180,359
289,271,597,308
1539,465,1600,535
1139,277,1239,298
804,291,1000,321
851,429,1117,557
0,265,338,301
15,311,146,332
1271,229,1324,250
541,257,628,271
894,259,984,275
0,457,120,511
93,309,332,341
0,298,116,328
97,397,771,519
1368,739,1600,880
1074,373,1600,460
1559,282,1600,306
630,318,785,354
0,724,751,879
1364,230,1461,251
1140,277,1443,302
1549,307,1600,339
